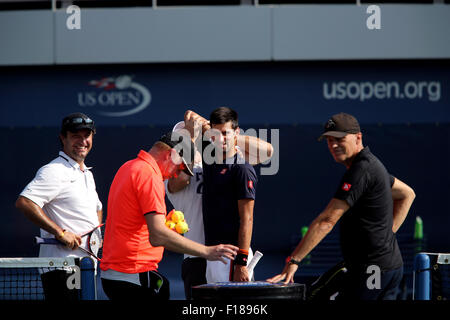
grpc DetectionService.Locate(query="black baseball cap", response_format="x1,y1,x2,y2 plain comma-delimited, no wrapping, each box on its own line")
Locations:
159,131,194,177
318,113,361,141
61,112,96,134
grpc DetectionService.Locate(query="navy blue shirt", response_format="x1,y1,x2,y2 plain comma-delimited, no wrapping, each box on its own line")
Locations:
334,147,403,272
202,151,257,246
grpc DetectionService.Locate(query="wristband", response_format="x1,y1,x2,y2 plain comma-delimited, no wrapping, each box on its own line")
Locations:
286,256,301,266
238,249,249,255
234,252,248,266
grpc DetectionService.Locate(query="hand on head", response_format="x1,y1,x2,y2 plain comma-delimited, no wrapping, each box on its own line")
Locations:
185,110,210,133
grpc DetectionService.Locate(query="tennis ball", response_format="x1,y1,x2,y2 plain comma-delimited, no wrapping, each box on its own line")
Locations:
171,210,184,223
166,209,175,221
175,220,189,234
165,220,176,230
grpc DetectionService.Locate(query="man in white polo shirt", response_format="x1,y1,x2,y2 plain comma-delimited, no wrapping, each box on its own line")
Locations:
15,112,102,300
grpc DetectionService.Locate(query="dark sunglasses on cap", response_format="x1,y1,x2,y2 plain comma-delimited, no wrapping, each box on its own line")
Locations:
64,117,94,125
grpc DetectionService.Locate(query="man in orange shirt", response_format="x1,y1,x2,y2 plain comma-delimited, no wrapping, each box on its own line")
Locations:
100,132,238,300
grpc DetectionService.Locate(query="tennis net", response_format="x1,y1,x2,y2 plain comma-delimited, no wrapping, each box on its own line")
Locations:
0,257,96,300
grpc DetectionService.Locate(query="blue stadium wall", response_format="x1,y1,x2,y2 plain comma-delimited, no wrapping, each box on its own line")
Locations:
1,60,449,259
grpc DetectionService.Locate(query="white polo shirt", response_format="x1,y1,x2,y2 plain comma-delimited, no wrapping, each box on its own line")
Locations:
165,163,205,259
20,151,102,258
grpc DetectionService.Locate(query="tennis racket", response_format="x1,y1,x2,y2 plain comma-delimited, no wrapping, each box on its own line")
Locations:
34,223,104,261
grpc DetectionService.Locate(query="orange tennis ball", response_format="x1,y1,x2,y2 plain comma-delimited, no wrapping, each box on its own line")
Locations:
166,209,175,221
171,210,185,223
165,220,176,231
175,220,189,234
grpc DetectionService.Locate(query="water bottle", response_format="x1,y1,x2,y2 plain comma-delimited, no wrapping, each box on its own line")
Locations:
414,216,424,253
301,226,311,265
414,216,423,240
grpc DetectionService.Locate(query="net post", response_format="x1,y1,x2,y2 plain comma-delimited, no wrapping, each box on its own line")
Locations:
413,253,430,300
80,257,96,300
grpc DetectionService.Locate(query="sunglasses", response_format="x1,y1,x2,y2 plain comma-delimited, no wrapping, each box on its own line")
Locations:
64,117,94,125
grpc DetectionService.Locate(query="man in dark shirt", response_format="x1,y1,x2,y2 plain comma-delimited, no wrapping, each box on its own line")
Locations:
201,107,258,283
268,112,416,300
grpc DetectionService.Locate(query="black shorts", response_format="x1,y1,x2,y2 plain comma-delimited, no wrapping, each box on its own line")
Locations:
181,257,207,300
41,269,80,301
101,270,170,301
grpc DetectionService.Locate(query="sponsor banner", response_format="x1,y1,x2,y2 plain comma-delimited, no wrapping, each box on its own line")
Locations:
323,81,441,102
0,62,448,127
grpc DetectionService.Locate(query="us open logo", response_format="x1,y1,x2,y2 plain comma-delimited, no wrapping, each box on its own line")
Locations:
77,75,151,117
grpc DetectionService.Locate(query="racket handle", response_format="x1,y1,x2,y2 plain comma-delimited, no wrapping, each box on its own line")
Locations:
34,237,61,245
35,237,100,261
247,251,263,273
